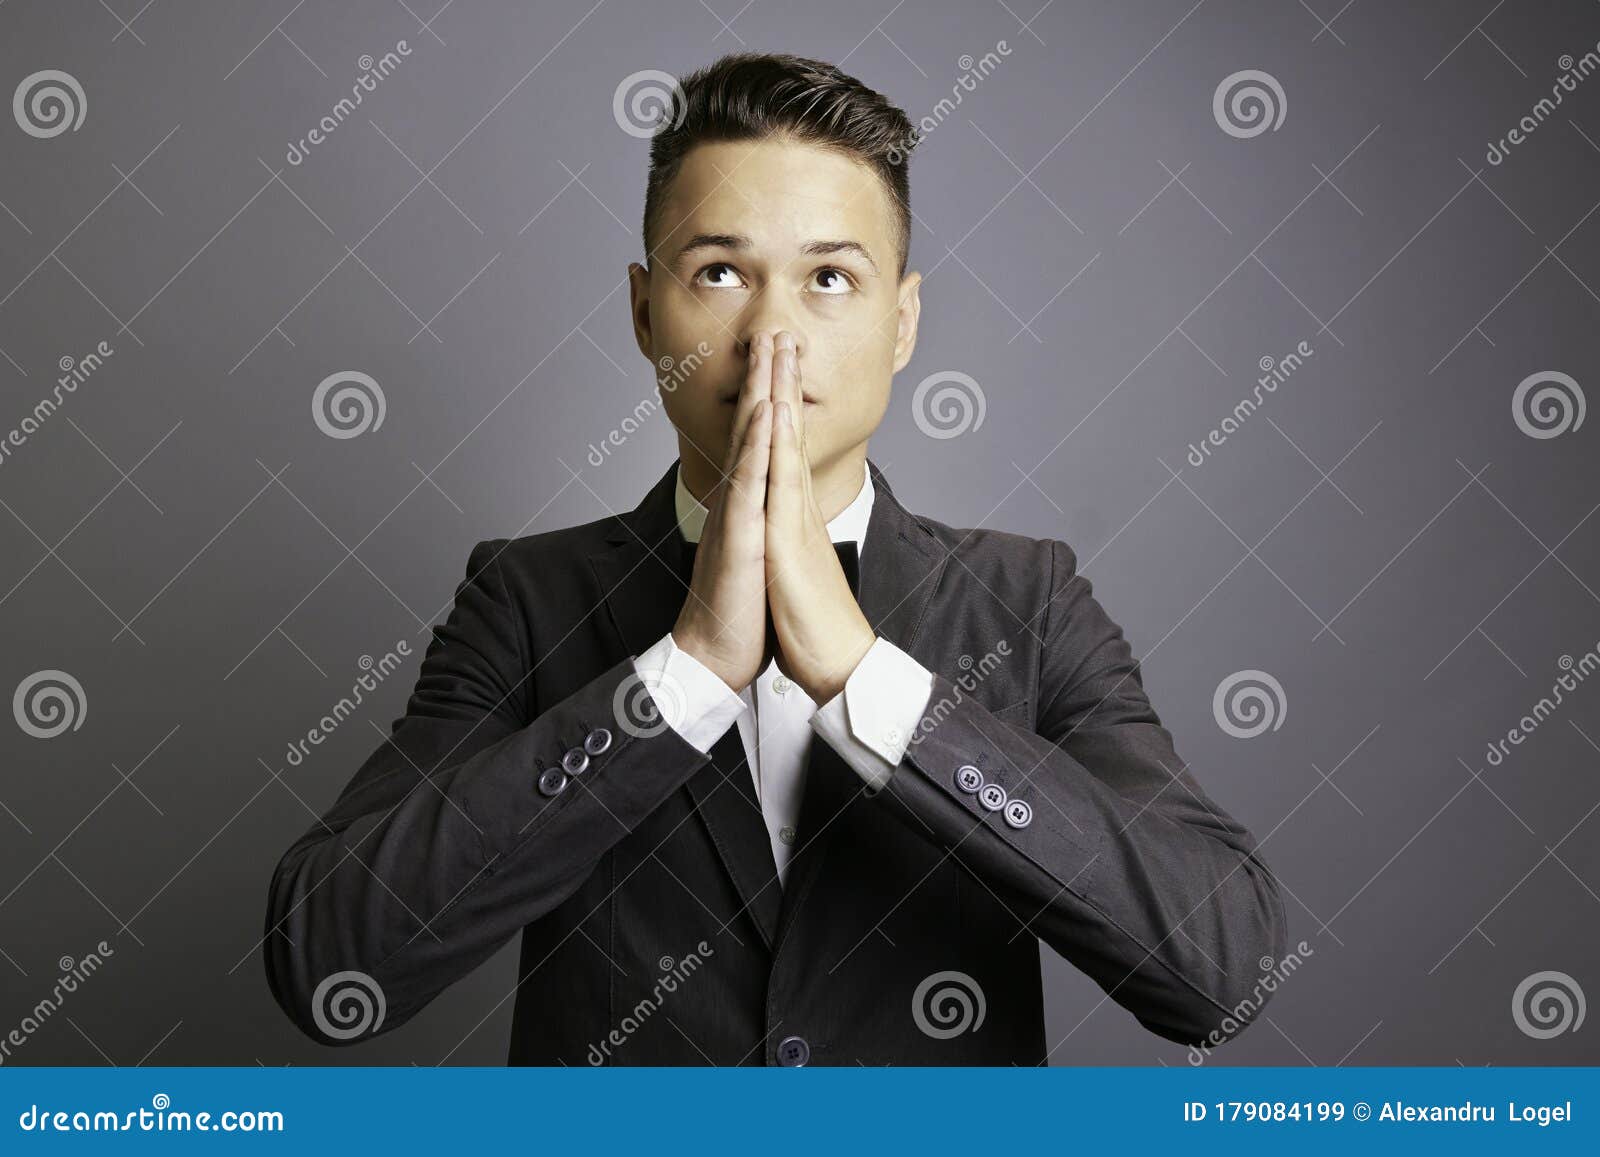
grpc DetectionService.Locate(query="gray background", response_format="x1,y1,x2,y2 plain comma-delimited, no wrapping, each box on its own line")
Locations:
1,0,1597,1066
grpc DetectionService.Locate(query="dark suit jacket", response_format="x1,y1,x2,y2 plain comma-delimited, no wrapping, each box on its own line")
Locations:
263,457,1288,1064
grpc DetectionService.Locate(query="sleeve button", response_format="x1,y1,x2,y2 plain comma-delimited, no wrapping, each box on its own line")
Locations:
1003,798,1033,828
537,767,569,797
583,727,612,756
978,782,1007,811
955,765,984,793
562,746,591,776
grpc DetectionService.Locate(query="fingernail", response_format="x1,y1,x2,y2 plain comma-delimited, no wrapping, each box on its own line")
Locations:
776,331,794,352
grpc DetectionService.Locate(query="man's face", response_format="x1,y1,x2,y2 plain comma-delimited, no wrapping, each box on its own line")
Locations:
629,135,921,483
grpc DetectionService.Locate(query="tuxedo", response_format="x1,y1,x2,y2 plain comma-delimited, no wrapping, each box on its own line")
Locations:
263,457,1287,1064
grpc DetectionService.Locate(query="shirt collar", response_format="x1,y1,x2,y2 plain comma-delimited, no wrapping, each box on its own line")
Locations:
674,458,874,557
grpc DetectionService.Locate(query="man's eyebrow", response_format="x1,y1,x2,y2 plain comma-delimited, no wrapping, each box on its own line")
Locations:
672,233,880,276
801,239,880,276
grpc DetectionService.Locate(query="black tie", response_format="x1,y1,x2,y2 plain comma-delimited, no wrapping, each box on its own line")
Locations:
672,534,860,599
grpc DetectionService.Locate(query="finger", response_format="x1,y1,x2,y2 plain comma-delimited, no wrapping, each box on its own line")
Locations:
766,399,798,531
771,332,803,508
728,331,775,467
776,332,818,520
791,336,807,452
723,332,775,516
771,332,802,433
708,401,751,533
792,351,815,515
727,399,772,537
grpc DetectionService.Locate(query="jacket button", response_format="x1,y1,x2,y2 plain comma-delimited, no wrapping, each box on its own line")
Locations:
562,746,591,776
978,782,1007,811
955,764,984,793
775,1034,810,1066
537,767,568,797
583,727,612,756
1004,798,1033,828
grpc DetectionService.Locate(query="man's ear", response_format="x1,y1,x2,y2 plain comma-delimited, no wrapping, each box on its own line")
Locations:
627,260,653,361
891,270,922,374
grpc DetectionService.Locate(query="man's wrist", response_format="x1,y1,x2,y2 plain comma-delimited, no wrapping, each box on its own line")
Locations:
804,626,877,703
671,624,737,692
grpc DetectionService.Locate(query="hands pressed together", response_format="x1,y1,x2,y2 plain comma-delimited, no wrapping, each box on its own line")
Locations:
671,330,877,705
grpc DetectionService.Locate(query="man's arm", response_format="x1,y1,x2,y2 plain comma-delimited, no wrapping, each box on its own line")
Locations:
262,538,713,1045
814,538,1288,1048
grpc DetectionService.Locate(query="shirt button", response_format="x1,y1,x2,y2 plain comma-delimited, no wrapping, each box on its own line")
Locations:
772,675,791,694
775,1035,810,1066
779,825,796,845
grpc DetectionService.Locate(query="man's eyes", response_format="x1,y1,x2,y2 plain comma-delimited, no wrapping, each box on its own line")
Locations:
691,262,855,294
694,262,745,289
812,267,854,294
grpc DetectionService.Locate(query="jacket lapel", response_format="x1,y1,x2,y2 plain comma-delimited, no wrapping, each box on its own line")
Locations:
586,457,950,957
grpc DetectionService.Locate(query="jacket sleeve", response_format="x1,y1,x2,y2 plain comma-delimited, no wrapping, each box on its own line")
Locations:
262,538,712,1045
870,538,1289,1048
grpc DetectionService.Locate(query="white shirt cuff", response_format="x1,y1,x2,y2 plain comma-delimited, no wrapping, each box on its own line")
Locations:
632,632,747,754
810,636,934,791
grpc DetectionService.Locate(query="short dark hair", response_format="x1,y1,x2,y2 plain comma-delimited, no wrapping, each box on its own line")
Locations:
642,52,917,279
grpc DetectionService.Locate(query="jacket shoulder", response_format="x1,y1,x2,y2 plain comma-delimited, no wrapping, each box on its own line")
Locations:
906,506,1062,579
469,510,626,580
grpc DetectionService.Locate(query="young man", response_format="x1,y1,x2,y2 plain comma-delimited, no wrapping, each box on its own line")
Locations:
263,52,1287,1066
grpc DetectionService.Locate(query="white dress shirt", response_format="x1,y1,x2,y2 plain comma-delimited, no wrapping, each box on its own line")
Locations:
631,459,935,885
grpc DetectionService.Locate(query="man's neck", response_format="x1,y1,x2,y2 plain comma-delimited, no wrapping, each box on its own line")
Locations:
679,443,868,523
